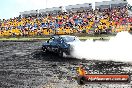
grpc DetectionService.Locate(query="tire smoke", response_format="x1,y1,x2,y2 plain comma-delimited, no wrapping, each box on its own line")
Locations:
71,31,132,62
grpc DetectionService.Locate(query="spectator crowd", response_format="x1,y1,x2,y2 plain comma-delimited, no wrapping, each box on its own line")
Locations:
0,5,132,37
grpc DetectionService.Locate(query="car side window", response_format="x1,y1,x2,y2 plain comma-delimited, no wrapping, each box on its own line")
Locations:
47,38,54,43
48,39,53,43
57,38,64,43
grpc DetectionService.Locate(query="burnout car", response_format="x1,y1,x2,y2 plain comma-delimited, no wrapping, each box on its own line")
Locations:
42,35,80,57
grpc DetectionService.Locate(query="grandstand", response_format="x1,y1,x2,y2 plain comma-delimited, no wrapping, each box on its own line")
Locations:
0,0,132,37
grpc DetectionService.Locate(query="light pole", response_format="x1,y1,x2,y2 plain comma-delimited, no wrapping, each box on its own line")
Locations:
46,0,47,8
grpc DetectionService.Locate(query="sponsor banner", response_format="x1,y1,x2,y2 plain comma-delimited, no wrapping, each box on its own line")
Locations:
85,74,131,83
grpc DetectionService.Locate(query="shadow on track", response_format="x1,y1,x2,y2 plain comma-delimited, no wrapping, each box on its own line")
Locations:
31,50,81,63
31,49,132,66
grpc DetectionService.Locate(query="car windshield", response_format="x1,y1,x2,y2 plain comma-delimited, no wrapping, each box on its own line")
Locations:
61,36,75,42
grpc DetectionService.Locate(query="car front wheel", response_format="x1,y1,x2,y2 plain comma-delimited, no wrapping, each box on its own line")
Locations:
42,46,47,53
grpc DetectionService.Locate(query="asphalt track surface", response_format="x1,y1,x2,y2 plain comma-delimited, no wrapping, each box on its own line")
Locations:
0,41,132,88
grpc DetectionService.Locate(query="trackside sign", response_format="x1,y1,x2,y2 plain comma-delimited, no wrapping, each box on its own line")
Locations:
77,66,131,85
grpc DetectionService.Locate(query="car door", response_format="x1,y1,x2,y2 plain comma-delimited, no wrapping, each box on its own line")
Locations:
50,38,59,51
46,38,54,51
57,38,65,48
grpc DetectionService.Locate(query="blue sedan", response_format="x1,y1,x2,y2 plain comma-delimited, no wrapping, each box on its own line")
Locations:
42,35,79,57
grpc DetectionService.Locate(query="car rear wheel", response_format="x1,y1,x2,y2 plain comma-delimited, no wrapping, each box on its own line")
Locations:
58,49,64,57
77,76,86,85
42,46,47,53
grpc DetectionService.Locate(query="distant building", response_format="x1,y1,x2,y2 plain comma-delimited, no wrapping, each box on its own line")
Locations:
19,0,129,17
95,0,128,9
20,10,39,18
39,7,61,16
60,6,67,13
65,3,92,12
20,3,92,17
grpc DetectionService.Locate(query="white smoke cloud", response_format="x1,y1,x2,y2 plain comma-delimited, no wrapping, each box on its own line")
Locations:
71,31,132,62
